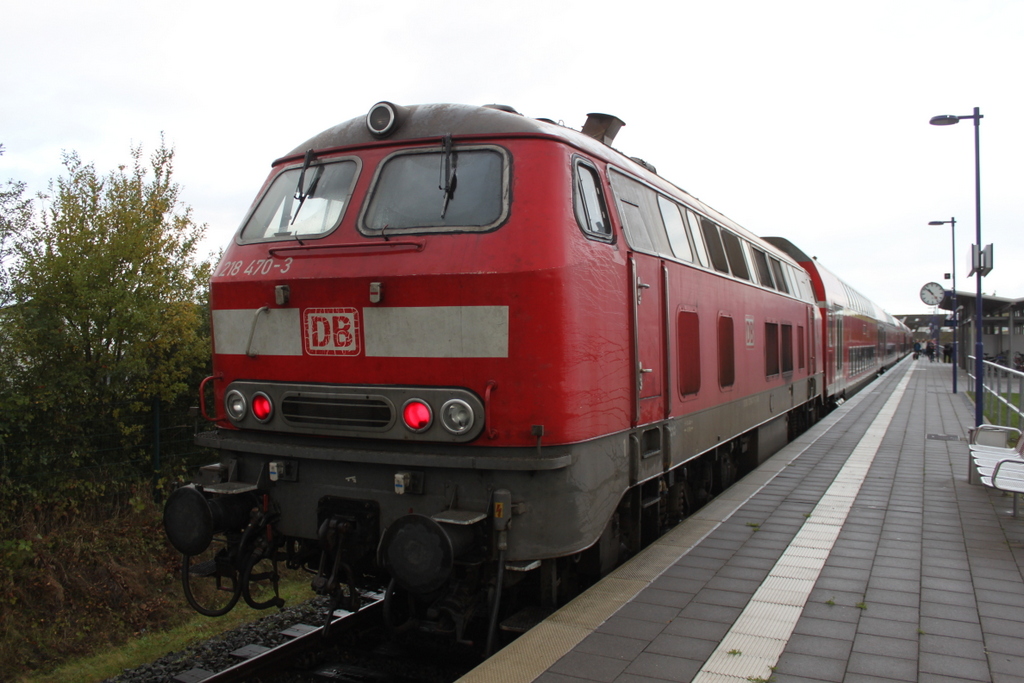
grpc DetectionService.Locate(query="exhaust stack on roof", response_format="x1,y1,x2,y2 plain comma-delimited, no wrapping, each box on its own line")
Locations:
582,113,625,146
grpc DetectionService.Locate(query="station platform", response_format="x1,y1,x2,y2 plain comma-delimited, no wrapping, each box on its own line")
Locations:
458,358,1024,683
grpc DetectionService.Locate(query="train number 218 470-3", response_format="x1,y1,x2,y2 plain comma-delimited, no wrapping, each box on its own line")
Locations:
215,258,293,277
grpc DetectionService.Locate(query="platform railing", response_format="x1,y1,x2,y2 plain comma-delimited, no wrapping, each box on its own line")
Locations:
967,355,1024,430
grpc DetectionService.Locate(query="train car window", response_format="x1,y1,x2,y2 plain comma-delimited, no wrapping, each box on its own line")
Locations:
765,322,780,377
781,324,794,373
684,209,710,268
718,315,735,388
768,257,789,294
240,159,360,242
721,231,750,281
750,247,776,289
677,310,701,396
700,218,730,274
657,196,694,262
361,147,508,234
836,314,844,371
573,161,612,239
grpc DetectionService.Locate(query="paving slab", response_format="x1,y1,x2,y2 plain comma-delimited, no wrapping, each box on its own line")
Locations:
459,360,1024,683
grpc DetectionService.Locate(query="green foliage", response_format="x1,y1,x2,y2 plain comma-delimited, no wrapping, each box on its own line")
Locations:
0,139,221,679
2,144,34,306
0,481,184,678
1,140,213,479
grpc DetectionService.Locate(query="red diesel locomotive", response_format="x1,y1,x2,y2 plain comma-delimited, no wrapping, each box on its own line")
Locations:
163,102,909,647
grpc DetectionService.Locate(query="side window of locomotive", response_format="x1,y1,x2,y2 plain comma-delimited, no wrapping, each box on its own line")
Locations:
678,310,701,396
751,247,776,289
616,199,654,252
657,196,694,262
608,170,672,256
240,159,359,242
768,257,790,294
718,315,735,388
574,161,612,239
700,218,730,274
781,324,794,373
720,230,750,280
765,322,780,377
685,209,710,268
361,147,508,234
798,325,806,369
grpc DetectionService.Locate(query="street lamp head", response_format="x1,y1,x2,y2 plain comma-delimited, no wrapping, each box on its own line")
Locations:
930,115,961,126
928,221,945,225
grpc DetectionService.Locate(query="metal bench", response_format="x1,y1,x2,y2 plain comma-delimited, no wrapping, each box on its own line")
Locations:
977,458,1024,517
968,426,1024,486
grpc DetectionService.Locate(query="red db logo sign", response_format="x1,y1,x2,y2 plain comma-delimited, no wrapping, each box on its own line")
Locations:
303,308,360,355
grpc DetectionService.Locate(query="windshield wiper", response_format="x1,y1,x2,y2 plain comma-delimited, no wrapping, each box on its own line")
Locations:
438,134,457,219
291,149,319,226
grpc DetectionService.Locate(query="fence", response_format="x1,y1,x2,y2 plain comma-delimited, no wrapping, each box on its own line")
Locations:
967,356,1024,431
0,396,214,498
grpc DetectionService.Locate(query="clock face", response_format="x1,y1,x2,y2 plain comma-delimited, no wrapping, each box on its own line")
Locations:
920,282,945,306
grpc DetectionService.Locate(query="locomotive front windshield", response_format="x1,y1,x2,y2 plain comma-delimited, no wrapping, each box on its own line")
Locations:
361,147,508,234
240,159,359,241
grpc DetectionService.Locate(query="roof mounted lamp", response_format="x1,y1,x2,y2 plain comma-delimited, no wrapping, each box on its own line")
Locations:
366,101,409,138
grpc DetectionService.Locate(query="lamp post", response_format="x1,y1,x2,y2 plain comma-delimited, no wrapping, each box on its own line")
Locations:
930,107,984,427
929,217,957,393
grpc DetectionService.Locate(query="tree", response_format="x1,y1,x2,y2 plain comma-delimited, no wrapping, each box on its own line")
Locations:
2,140,213,475
0,144,33,308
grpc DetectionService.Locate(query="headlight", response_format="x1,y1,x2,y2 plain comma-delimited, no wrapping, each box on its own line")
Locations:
225,390,246,421
440,399,474,435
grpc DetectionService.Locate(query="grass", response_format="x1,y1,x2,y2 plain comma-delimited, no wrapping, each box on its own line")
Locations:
16,573,312,683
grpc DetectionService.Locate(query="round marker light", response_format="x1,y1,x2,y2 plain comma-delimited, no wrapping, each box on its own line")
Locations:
440,399,474,435
251,392,273,422
402,400,432,432
366,101,399,138
225,390,246,422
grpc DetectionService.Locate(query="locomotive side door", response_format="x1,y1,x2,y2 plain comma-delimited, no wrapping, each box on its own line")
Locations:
606,170,668,427
631,255,665,426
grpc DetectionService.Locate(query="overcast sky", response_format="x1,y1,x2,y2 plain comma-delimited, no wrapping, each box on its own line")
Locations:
2,0,1020,317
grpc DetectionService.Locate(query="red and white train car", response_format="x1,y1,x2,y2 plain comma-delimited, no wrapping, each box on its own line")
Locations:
164,102,906,644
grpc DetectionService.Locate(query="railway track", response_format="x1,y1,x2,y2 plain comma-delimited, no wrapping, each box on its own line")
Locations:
171,589,387,683
165,587,479,683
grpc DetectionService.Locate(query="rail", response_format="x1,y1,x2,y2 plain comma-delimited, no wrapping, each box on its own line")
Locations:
967,355,1024,430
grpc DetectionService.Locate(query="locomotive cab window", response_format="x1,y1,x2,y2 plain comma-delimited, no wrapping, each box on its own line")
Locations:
574,160,612,239
240,158,360,242
361,146,509,234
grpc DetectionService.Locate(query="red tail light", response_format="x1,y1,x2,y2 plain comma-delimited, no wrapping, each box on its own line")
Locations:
402,400,432,432
252,393,273,422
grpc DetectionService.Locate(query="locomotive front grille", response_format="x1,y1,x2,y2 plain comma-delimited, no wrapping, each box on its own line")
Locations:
281,394,393,430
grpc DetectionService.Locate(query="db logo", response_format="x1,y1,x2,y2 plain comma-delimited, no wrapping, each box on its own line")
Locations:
303,308,360,355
